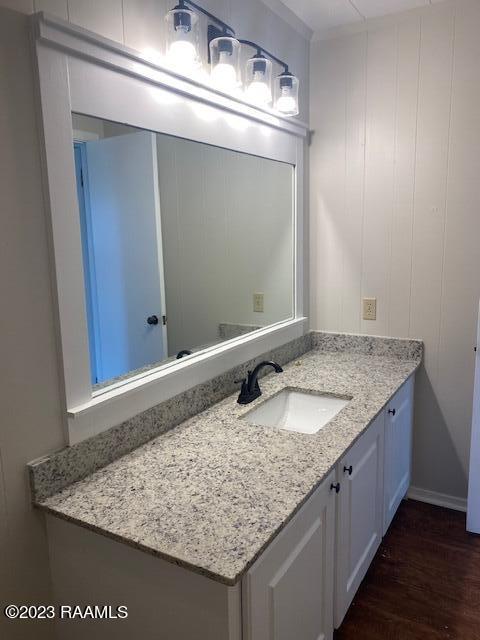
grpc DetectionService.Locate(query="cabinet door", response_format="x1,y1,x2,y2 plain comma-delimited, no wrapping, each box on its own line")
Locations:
242,471,336,640
383,375,414,534
335,412,384,628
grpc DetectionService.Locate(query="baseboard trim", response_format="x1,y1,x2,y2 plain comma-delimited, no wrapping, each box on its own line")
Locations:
407,486,467,513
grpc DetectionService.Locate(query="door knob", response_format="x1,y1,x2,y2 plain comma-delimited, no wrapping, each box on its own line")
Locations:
147,315,159,325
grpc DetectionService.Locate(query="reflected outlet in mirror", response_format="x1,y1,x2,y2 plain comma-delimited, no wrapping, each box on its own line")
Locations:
243,389,351,434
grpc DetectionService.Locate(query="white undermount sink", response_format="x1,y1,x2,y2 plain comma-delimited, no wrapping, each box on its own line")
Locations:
243,389,350,435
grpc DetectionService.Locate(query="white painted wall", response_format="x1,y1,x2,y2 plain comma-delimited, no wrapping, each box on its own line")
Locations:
156,135,294,355
0,1,309,636
310,0,480,501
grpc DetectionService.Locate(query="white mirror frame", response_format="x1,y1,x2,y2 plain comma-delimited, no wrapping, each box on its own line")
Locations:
32,12,308,444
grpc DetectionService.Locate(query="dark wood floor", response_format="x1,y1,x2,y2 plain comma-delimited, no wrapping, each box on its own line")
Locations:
335,499,480,640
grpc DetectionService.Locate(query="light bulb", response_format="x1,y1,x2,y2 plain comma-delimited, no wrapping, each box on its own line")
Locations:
246,71,272,105
212,63,237,89
165,7,199,75
167,39,197,73
274,73,299,116
210,37,241,92
276,94,296,114
211,51,237,90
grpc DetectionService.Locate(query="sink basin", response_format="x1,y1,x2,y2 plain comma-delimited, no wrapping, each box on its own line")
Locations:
243,389,350,434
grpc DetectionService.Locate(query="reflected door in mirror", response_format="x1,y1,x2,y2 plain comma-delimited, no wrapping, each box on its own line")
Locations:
74,131,167,384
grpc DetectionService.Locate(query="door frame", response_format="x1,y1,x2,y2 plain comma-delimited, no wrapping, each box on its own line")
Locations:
467,301,480,533
73,140,100,384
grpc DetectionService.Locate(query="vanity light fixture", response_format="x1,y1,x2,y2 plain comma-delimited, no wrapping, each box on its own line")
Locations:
165,1,200,74
245,51,273,106
209,36,241,91
274,71,299,117
165,0,300,117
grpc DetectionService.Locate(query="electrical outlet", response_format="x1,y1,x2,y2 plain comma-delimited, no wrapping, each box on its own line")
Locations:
253,293,264,313
363,297,377,321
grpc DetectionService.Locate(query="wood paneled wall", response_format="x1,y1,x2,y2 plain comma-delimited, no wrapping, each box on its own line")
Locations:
310,0,480,500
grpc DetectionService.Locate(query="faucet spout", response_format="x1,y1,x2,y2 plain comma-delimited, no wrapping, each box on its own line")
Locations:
236,360,283,405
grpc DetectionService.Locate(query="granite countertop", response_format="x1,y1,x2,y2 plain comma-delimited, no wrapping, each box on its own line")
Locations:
37,346,421,586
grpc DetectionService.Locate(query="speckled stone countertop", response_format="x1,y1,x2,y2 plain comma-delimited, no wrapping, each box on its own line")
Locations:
37,346,421,586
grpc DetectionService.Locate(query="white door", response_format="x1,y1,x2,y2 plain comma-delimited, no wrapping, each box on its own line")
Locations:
383,376,414,534
335,413,384,628
467,302,480,533
83,131,167,383
243,471,336,640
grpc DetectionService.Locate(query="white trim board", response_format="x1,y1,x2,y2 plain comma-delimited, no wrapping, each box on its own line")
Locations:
407,486,467,513
32,11,307,444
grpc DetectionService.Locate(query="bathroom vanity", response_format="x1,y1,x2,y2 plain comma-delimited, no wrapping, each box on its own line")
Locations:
32,335,420,640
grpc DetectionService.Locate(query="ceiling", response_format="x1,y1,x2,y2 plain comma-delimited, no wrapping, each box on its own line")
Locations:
278,0,442,35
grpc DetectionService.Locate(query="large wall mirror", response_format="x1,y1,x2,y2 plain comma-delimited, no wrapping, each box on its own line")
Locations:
72,114,295,391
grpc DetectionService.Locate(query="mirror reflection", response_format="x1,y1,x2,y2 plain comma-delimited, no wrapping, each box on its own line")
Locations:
72,114,294,389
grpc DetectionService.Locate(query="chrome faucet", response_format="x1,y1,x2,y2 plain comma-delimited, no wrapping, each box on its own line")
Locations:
236,361,283,404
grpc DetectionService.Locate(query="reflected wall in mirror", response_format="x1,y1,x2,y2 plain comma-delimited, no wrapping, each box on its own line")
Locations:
72,113,295,390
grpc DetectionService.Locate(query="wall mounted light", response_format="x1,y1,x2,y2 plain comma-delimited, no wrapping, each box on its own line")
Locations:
274,71,299,116
210,36,241,91
165,0,300,117
245,52,272,106
165,1,200,74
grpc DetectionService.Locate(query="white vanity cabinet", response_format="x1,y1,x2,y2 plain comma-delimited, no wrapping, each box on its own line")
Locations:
242,470,336,640
334,412,385,628
44,377,415,640
383,376,414,534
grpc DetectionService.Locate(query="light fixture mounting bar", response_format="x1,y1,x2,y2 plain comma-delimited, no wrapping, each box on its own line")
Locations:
239,39,289,73
182,0,236,35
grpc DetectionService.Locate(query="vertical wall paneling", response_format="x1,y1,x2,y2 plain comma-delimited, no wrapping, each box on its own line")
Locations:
409,0,455,376
387,17,420,338
408,2,459,495
0,0,33,11
310,38,347,331
33,0,68,19
122,0,167,58
361,24,397,335
436,0,480,490
311,0,477,499
341,32,367,334
67,0,124,43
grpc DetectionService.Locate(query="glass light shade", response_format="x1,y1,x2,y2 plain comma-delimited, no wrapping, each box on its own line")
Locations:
245,55,272,106
274,72,299,116
165,6,200,75
209,36,241,91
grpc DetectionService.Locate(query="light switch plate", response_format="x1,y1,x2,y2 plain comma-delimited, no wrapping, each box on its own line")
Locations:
363,297,377,321
253,293,264,313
